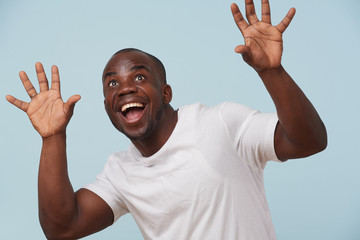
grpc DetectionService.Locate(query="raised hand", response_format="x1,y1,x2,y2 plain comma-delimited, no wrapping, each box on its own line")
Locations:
231,0,295,72
6,63,81,138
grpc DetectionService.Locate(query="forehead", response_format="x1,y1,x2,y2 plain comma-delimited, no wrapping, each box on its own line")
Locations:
103,51,157,78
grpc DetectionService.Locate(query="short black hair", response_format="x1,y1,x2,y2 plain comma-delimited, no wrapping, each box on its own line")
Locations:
113,48,167,84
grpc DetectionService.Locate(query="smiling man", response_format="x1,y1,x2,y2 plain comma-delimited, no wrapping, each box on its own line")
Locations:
102,49,178,157
7,0,327,239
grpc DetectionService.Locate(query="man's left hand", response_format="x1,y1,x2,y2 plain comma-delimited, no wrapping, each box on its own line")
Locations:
231,0,295,72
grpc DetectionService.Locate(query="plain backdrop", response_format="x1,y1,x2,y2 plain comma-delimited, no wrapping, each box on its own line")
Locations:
1,0,359,239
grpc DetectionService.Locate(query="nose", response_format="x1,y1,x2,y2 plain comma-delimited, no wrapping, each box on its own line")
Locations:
118,81,137,97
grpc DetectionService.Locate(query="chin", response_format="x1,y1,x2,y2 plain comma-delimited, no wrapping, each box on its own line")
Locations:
120,123,154,142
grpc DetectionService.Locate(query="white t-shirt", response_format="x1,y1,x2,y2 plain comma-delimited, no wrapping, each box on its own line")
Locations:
85,102,280,240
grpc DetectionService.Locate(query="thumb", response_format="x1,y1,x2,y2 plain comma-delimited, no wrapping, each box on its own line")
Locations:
65,94,81,116
235,45,253,64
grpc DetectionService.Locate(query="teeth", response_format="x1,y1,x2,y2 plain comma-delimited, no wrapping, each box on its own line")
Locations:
121,102,144,113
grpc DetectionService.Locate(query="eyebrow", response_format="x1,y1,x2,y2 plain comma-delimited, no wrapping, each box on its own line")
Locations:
103,71,117,79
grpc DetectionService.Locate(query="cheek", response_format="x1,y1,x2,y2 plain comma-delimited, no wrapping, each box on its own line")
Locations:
104,101,110,115
104,96,114,115
104,90,115,106
149,93,163,109
148,85,163,100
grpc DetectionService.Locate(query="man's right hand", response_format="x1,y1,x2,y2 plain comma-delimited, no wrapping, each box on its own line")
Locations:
6,62,80,138
7,62,114,239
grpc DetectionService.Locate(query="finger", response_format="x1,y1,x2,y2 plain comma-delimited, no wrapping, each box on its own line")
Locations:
235,45,253,64
245,0,259,25
261,0,271,24
276,8,296,33
235,44,250,55
65,95,81,116
50,65,61,91
35,62,49,92
67,95,81,106
19,71,38,99
231,3,249,33
6,95,29,112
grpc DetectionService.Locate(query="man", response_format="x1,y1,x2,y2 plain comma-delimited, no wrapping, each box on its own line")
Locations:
6,0,327,239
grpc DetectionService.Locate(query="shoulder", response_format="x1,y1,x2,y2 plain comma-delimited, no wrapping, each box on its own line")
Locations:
219,102,255,117
179,102,252,115
178,102,256,124
178,102,222,124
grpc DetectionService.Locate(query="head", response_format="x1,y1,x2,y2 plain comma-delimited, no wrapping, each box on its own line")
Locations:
102,48,173,141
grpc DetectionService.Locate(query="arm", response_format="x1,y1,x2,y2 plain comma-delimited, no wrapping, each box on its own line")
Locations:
231,0,327,160
6,63,113,239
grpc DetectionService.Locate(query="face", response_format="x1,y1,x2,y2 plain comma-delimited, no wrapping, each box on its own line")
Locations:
103,50,171,141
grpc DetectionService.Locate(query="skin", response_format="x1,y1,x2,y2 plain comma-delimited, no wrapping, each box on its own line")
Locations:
6,0,327,239
103,50,177,157
230,1,327,159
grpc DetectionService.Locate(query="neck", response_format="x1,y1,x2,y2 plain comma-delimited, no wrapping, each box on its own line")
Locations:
131,105,178,157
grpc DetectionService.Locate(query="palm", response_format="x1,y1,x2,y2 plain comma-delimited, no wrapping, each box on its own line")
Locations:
27,90,70,137
231,0,295,72
6,63,80,138
241,22,283,70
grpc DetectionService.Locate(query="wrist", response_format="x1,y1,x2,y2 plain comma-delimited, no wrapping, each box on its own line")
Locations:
42,132,66,143
257,65,285,77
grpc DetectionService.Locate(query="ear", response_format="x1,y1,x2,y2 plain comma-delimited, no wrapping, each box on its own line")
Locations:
162,84,172,104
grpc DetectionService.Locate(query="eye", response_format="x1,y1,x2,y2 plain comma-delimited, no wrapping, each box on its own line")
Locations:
134,75,145,82
108,80,118,87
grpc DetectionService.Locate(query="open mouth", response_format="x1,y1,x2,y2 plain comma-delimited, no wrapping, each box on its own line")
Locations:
120,102,146,122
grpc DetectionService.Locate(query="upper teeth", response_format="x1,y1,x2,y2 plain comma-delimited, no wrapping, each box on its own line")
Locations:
121,102,144,112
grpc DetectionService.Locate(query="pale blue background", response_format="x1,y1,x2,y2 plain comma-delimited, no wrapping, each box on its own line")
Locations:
1,0,359,239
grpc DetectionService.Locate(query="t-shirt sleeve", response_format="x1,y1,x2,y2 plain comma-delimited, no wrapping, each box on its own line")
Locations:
84,155,129,222
220,102,280,169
